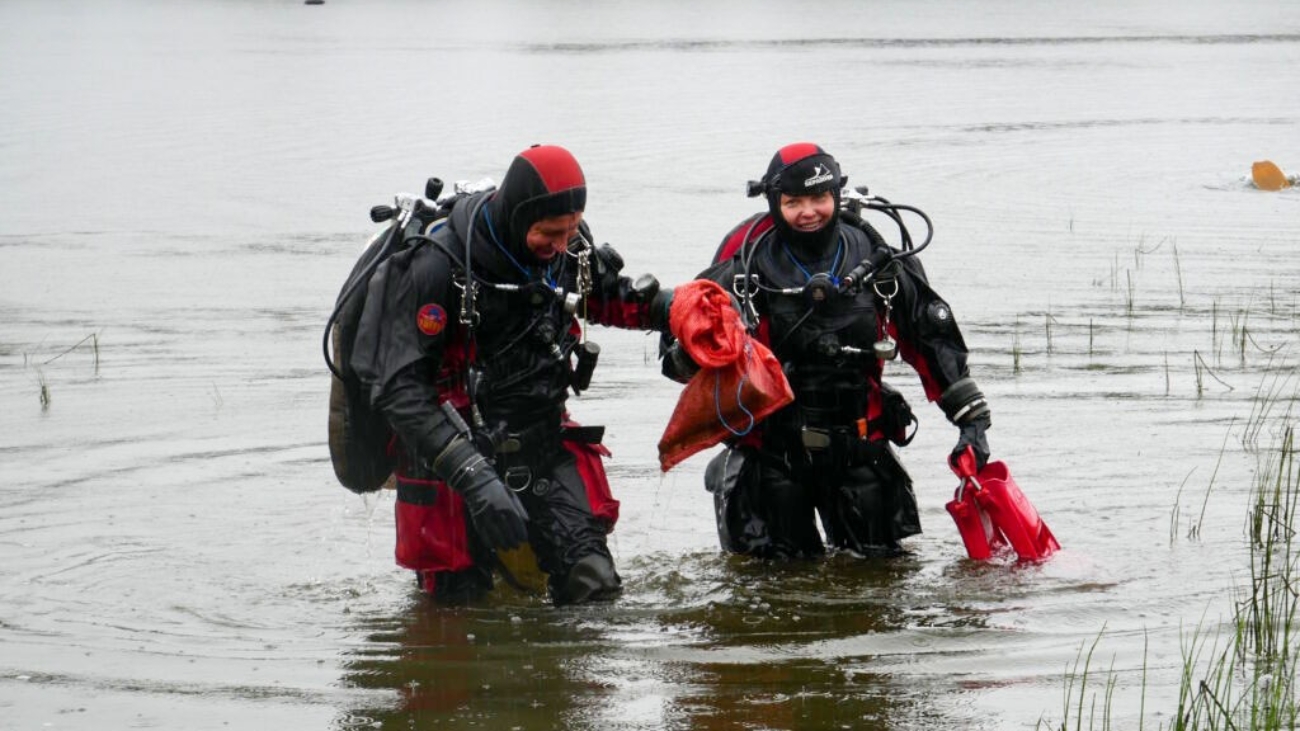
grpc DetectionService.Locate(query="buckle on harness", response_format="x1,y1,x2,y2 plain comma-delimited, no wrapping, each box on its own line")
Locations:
503,466,532,492
800,427,832,450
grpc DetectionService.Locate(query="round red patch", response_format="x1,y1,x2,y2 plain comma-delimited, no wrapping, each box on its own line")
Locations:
416,303,447,336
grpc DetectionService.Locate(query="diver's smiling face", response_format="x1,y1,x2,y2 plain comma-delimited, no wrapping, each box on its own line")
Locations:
779,191,835,233
525,212,583,261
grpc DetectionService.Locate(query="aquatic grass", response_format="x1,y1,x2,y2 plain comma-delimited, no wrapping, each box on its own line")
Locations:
42,330,101,373
1050,627,1106,731
1187,426,1231,543
1043,627,1141,731
38,370,50,410
1194,351,1234,398
1171,468,1196,546
1243,329,1286,359
1169,425,1228,543
1096,251,1121,292
1242,365,1296,454
1243,427,1299,663
1046,310,1056,355
1236,310,1250,366
1174,243,1186,310
1213,300,1221,363
1133,234,1169,272
1044,409,1300,730
1014,316,1023,375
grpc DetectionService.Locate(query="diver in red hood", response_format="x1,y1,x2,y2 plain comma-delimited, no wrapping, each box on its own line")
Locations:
662,142,992,558
352,144,671,604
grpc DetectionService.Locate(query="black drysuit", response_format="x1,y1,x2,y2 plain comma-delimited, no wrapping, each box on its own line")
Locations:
667,212,977,558
352,189,654,602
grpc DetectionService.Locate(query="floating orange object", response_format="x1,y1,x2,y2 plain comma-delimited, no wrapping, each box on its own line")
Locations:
947,452,1060,562
1252,160,1293,191
658,280,793,471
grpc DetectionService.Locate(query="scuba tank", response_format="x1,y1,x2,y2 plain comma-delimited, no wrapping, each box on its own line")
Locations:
324,177,489,494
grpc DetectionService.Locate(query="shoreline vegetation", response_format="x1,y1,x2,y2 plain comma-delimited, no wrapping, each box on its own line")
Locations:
1029,231,1300,729
1041,407,1299,729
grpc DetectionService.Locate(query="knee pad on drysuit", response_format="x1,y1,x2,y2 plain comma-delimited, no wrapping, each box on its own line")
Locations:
556,553,621,605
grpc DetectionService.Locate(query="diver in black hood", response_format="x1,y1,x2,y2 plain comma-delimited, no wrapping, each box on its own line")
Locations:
664,142,993,559
352,144,672,605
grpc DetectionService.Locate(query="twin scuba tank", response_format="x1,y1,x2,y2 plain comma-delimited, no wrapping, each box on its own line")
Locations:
324,177,481,494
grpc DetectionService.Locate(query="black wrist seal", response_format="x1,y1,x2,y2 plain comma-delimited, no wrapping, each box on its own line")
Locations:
939,377,991,425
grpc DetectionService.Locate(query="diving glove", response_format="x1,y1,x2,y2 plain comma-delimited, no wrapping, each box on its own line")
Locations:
648,286,675,333
950,412,992,473
434,436,529,551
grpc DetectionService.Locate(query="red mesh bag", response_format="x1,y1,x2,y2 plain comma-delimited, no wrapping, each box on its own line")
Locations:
658,280,793,471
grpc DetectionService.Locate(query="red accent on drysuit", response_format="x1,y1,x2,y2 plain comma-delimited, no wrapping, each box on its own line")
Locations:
585,297,648,329
564,434,619,529
716,215,775,262
885,318,942,402
395,477,474,573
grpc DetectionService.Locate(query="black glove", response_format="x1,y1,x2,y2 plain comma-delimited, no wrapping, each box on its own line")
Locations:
434,437,529,551
647,286,675,332
659,336,700,384
950,413,991,473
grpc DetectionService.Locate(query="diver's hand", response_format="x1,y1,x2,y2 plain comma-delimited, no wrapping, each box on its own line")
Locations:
460,471,529,551
949,413,991,475
436,437,529,550
648,286,675,332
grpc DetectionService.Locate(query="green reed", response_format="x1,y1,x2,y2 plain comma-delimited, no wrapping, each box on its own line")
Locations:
1174,243,1185,310
1044,422,1300,730
1014,315,1023,375
38,370,50,410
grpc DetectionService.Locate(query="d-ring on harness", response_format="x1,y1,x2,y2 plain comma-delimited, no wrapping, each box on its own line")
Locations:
872,278,899,361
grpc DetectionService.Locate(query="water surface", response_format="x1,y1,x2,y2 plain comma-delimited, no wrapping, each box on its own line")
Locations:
2,1,1299,728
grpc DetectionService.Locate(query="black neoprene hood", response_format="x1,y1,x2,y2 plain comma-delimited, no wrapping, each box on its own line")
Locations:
761,142,845,252
486,144,587,256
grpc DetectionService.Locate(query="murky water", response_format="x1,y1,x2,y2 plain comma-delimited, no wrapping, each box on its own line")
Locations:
2,1,1299,728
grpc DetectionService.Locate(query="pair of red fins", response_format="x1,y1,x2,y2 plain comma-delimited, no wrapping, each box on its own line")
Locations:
947,448,1060,562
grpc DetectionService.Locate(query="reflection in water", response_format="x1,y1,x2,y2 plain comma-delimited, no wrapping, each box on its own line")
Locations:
338,552,988,729
338,597,588,728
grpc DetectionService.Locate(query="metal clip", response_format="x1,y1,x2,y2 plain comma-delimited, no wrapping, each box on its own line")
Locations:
732,273,758,299
732,273,761,324
872,279,899,360
457,276,480,327
576,243,593,297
